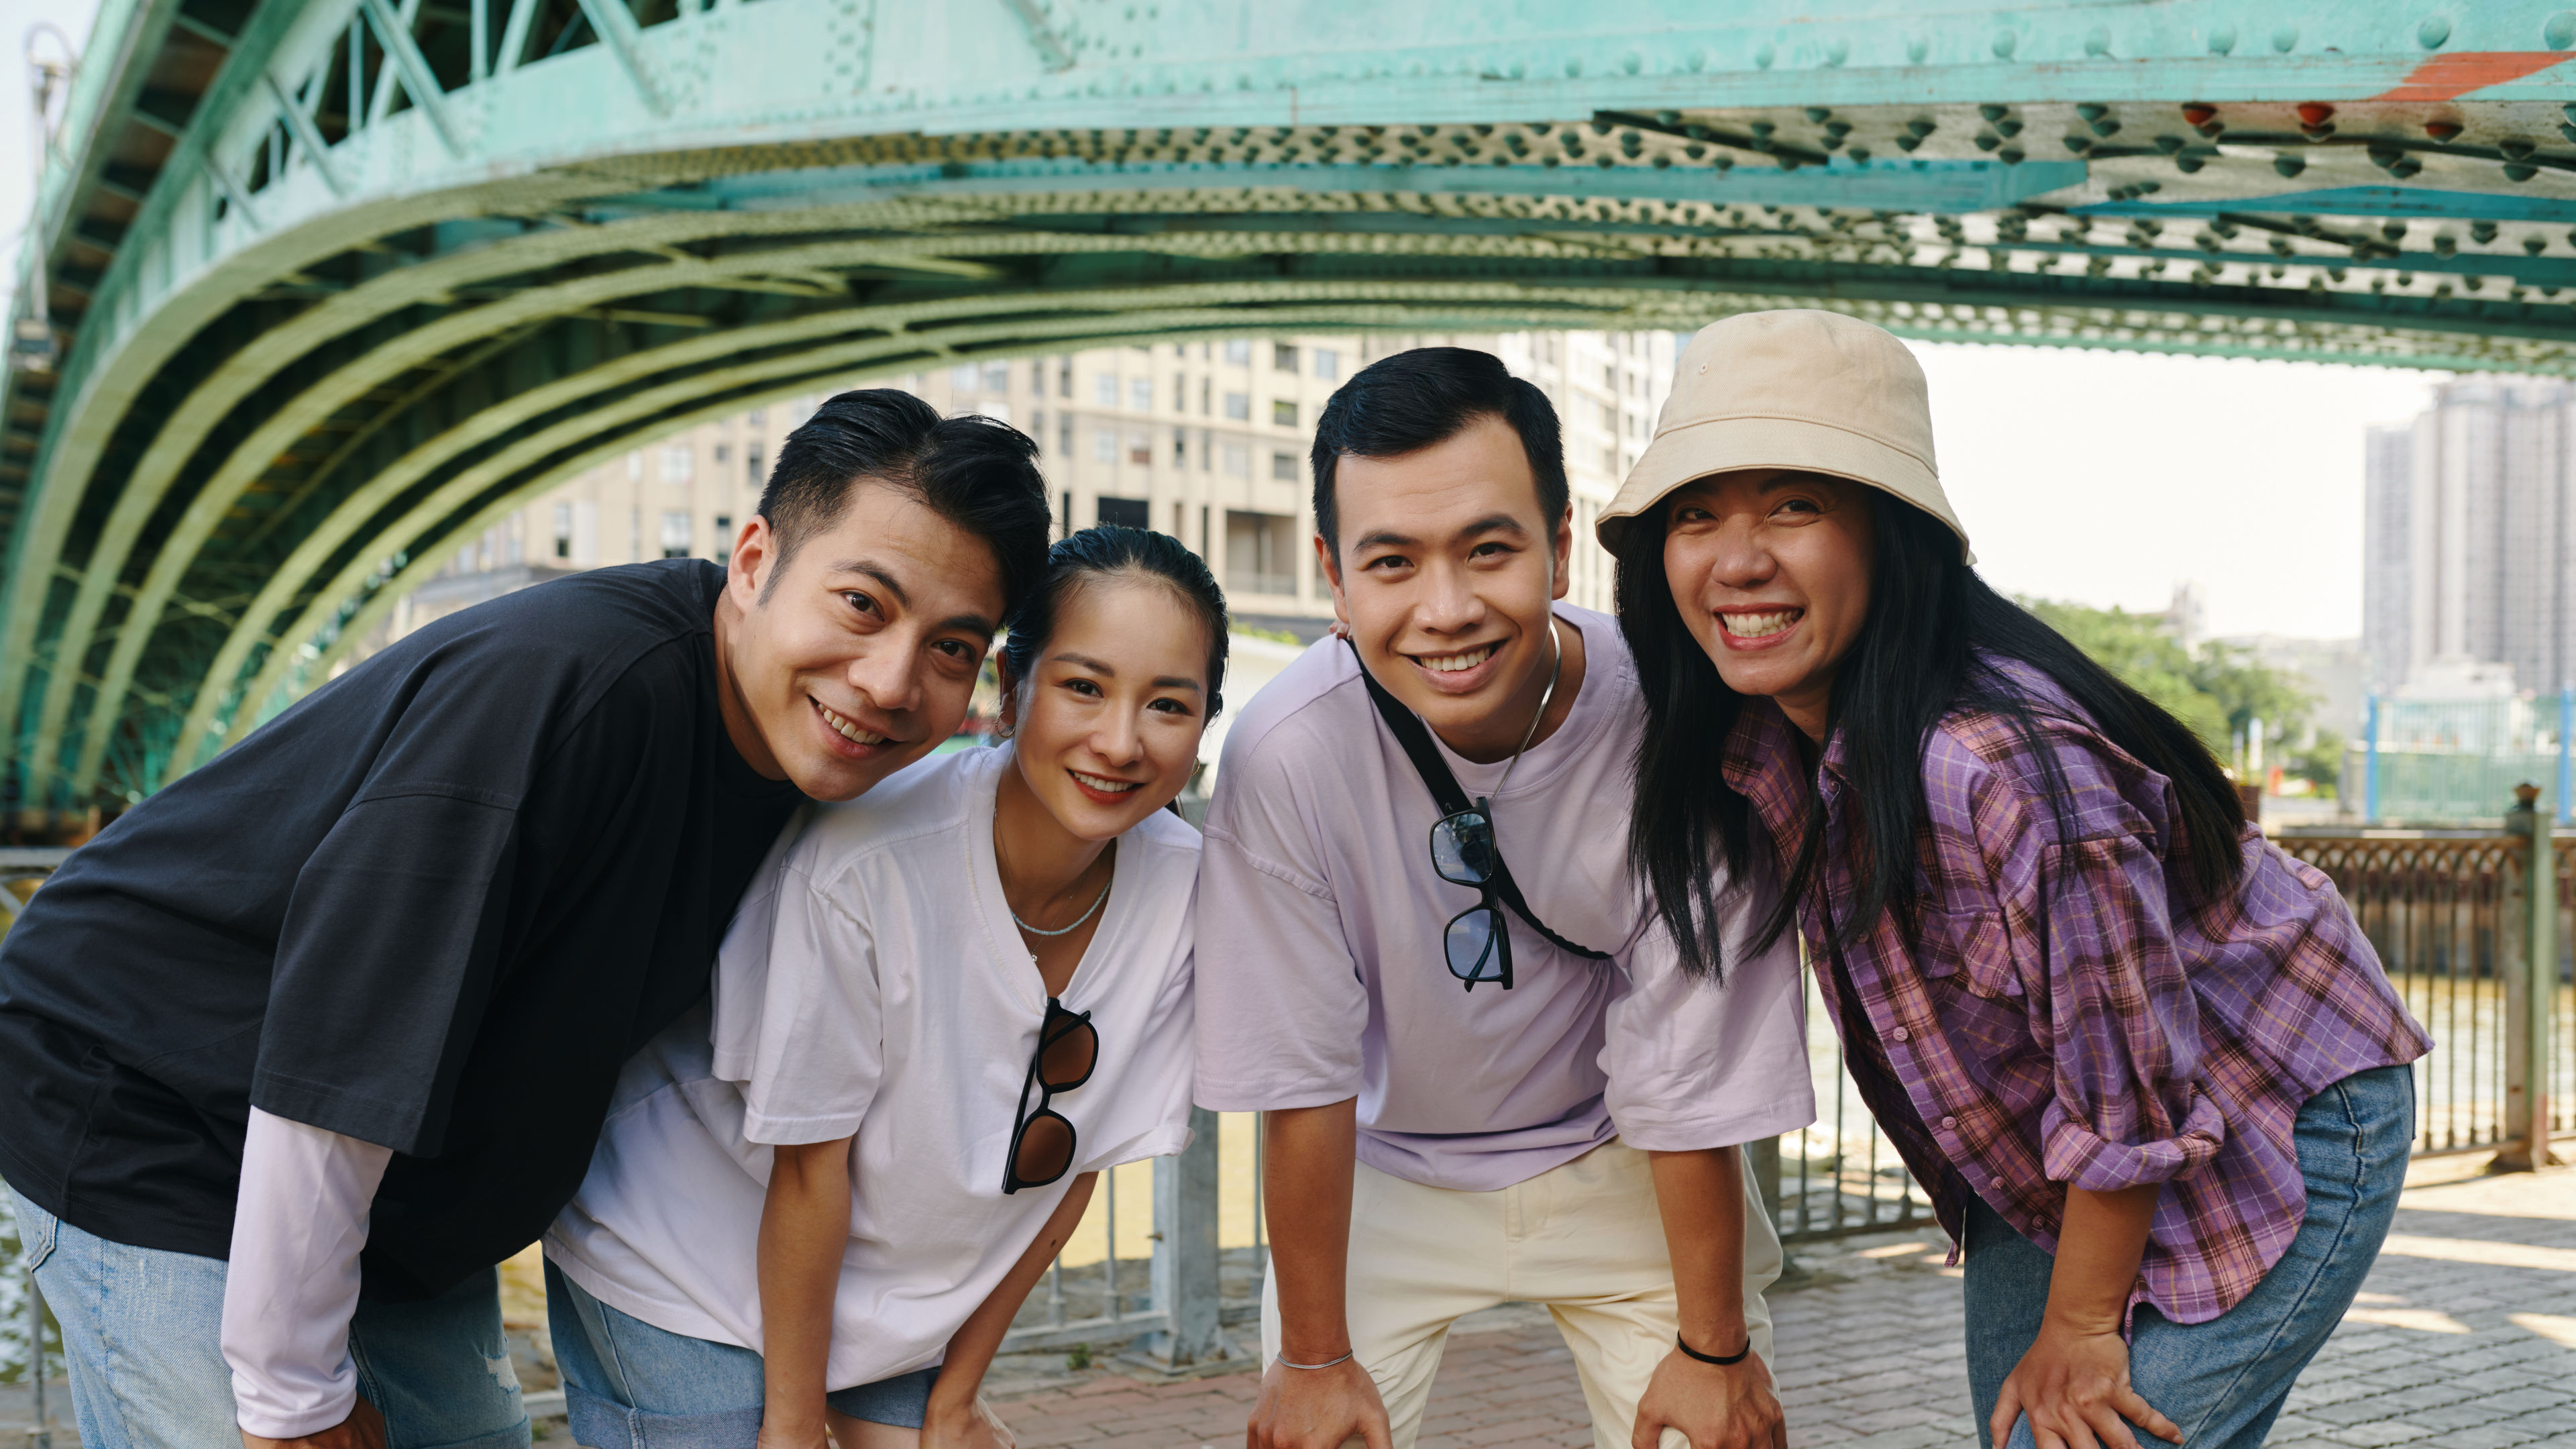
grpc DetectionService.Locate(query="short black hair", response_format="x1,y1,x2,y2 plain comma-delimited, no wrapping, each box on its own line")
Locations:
758,388,1053,617
1308,347,1568,551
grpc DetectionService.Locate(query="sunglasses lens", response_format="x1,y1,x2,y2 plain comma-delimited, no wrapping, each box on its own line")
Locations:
1013,1111,1076,1187
1038,1013,1098,1089
1445,906,1503,981
1431,811,1497,886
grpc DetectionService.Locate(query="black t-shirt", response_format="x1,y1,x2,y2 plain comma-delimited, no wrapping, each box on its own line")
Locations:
0,560,804,1299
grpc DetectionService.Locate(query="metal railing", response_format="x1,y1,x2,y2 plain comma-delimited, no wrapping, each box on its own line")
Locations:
7,810,2571,1401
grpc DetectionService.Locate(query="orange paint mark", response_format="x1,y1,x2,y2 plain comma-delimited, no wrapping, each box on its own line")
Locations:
2371,51,2571,103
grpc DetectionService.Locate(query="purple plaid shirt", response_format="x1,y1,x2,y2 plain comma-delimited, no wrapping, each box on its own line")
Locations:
1723,670,2429,1325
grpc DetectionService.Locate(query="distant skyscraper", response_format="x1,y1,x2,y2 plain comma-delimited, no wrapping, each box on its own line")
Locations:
2361,379,2576,695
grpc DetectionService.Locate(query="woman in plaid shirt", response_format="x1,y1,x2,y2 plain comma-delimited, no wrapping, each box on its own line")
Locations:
1597,311,2432,1449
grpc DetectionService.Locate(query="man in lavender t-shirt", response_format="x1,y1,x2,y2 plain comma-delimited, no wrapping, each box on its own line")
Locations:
1196,348,1815,1449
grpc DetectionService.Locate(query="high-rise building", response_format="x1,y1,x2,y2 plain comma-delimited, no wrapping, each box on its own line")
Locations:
382,330,1678,646
2361,378,2576,696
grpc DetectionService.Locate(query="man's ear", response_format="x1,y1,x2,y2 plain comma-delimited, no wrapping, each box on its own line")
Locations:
731,515,779,606
1313,532,1351,633
1550,507,1574,603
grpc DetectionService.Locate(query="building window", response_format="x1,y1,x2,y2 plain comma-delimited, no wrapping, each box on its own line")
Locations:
553,502,574,560
1173,426,1189,466
1097,496,1150,529
1273,342,1299,372
1222,443,1250,477
660,511,692,559
1059,417,1074,456
1603,362,1617,388
1131,378,1154,411
951,364,980,390
746,449,764,486
1225,391,1250,421
1030,409,1046,447
712,515,733,559
1224,339,1251,365
627,451,643,480
1058,360,1073,398
1313,347,1340,380
1601,444,1617,473
1599,398,1617,429
1095,374,1119,407
1093,429,1118,462
983,363,1010,392
1127,432,1152,466
747,407,765,425
1273,400,1298,427
1201,378,1212,415
1032,360,1048,394
713,442,730,464
1173,376,1187,411
1226,510,1299,595
661,445,694,484
1271,451,1299,481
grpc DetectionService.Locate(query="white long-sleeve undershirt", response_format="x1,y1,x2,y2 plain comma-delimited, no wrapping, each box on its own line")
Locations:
222,1108,393,1440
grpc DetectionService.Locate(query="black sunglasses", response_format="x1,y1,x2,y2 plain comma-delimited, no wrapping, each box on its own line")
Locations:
1004,998,1098,1193
1430,797,1511,991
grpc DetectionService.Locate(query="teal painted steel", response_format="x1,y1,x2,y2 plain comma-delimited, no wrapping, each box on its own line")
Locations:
7,0,2576,818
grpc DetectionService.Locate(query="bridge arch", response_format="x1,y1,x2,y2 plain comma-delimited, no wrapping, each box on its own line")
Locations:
9,0,2576,817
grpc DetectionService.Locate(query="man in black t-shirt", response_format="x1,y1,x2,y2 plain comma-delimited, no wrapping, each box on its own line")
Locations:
0,390,1052,1449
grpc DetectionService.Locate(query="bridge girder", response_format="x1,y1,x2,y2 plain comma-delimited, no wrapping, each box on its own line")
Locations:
9,0,2576,817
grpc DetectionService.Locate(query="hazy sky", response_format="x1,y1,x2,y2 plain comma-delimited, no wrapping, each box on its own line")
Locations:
0,0,2443,644
1917,344,2441,641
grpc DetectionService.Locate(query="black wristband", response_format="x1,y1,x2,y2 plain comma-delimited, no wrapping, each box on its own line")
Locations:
1675,1332,1752,1366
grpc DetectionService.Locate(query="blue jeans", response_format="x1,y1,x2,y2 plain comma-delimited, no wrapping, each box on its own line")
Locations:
1962,1065,2414,1449
545,1260,938,1449
6,1184,529,1449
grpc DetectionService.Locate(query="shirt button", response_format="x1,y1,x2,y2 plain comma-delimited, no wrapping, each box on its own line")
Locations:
1989,1178,2007,1193
1941,1116,1958,1130
1891,1027,1911,1042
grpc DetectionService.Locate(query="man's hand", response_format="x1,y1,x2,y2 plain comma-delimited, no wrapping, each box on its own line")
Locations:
1632,1346,1784,1449
240,1395,386,1449
1248,1356,1392,1449
1990,1320,2182,1449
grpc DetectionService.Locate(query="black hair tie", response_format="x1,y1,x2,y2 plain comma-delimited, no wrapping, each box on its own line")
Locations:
1676,1332,1752,1366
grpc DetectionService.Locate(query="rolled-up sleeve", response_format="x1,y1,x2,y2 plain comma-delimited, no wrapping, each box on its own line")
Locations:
2032,830,2226,1190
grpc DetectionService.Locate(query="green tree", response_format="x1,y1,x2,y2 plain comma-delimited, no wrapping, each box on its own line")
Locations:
2185,639,2317,743
2019,598,2233,752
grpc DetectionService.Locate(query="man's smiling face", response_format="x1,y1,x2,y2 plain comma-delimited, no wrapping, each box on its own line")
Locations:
716,480,1005,800
1320,413,1572,762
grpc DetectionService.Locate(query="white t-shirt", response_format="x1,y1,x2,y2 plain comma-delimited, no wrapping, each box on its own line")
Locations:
545,745,1198,1388
1193,605,1813,1191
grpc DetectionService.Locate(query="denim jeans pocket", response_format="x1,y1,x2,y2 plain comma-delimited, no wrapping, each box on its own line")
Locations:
7,1185,60,1272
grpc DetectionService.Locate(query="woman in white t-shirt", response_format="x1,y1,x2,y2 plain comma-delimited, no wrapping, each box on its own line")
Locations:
543,525,1228,1449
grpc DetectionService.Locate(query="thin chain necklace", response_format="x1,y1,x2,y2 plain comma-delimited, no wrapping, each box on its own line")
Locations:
1012,876,1111,937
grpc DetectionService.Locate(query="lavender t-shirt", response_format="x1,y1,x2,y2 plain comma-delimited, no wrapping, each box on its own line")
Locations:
1194,606,1814,1191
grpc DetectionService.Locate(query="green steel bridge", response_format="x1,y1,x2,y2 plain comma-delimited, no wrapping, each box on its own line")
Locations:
4,0,2575,825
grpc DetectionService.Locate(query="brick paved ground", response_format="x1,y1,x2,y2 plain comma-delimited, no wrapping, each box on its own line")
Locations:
967,1156,2576,1449
2,1159,2565,1448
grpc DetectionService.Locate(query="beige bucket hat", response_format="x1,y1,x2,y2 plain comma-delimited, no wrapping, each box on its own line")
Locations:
1595,310,1972,565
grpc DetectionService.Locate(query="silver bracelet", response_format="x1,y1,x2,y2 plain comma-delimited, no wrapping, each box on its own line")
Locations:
1275,1349,1356,1371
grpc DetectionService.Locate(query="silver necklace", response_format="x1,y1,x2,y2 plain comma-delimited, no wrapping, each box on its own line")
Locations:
1012,873,1112,937
1491,616,1565,799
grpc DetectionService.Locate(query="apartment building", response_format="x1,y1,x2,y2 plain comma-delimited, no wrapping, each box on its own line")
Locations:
391,330,1678,643
2363,378,2576,696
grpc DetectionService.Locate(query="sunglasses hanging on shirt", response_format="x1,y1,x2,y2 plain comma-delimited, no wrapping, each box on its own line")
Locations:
1348,629,1611,990
1004,998,1098,1193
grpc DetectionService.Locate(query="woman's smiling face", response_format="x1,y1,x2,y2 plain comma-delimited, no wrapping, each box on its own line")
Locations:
1002,575,1214,841
1660,468,1878,740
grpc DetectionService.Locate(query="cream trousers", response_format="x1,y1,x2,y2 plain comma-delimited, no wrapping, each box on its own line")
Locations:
1260,1138,1782,1449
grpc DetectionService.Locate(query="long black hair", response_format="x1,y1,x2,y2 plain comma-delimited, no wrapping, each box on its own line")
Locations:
999,525,1230,724
1613,486,2244,980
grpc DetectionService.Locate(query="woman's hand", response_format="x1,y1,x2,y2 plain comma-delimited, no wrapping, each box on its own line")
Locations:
753,1403,833,1449
1990,1319,2182,1449
916,1392,1017,1449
